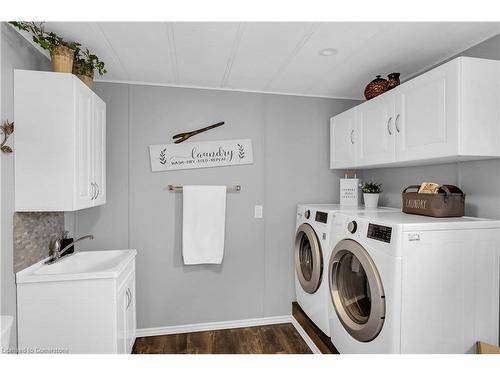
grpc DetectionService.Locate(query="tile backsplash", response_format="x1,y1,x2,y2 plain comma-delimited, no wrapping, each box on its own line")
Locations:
13,212,64,272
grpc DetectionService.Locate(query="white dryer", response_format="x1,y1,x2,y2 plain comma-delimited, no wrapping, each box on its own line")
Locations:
327,211,500,353
294,204,397,337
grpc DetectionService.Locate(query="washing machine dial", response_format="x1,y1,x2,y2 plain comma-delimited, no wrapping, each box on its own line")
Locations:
347,220,357,234
304,210,311,219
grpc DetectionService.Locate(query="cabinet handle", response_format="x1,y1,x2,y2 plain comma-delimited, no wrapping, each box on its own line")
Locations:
126,288,132,309
387,117,393,135
95,183,100,199
90,183,96,200
395,114,401,133
350,129,355,144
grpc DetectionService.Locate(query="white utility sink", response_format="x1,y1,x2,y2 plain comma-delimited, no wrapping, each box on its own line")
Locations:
17,249,137,354
17,249,136,284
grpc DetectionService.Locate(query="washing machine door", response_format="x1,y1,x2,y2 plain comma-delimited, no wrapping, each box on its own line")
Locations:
329,239,385,342
295,223,323,294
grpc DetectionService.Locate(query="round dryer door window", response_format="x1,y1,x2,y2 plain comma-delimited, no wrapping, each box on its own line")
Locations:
295,223,323,294
329,239,385,342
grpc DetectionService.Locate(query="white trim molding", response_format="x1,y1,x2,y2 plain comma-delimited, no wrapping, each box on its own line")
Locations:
136,315,321,354
136,315,290,336
93,78,361,100
290,316,322,354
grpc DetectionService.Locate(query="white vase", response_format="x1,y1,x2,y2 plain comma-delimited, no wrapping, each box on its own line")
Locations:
363,193,380,208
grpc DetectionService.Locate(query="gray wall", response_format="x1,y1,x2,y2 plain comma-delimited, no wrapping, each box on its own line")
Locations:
70,33,500,330
68,83,357,329
363,33,500,219
1,23,51,350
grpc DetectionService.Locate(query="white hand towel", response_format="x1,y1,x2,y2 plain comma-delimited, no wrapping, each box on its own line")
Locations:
182,185,227,265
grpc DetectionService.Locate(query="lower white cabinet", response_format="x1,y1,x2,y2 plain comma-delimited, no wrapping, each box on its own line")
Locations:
117,269,136,354
17,253,136,354
330,57,500,169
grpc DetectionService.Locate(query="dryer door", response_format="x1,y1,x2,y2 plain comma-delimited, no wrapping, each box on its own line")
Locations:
329,239,385,342
295,223,323,294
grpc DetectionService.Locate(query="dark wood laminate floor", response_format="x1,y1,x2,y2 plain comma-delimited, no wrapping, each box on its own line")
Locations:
292,302,338,354
133,323,312,354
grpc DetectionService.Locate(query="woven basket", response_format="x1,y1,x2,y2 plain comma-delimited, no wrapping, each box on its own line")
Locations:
50,45,74,73
77,74,93,89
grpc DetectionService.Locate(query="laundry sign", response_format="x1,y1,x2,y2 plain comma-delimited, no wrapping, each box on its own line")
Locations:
149,139,253,171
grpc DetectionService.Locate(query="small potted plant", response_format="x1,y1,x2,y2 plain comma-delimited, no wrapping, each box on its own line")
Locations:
362,182,382,208
10,21,80,74
73,48,107,88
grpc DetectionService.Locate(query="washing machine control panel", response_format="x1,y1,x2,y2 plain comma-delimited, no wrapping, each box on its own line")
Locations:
367,223,392,243
315,211,328,224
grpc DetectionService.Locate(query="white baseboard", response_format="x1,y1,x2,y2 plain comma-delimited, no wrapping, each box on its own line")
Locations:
136,315,291,337
136,315,321,354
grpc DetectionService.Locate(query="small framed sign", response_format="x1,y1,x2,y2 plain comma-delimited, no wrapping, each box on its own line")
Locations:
149,139,253,172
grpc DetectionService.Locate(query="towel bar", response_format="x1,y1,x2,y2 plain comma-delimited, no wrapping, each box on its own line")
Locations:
168,185,241,192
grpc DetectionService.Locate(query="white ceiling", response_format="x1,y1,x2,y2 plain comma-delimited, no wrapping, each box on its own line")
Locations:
15,22,500,99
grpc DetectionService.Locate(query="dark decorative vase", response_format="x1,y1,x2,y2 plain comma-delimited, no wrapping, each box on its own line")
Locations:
364,75,389,100
387,72,401,90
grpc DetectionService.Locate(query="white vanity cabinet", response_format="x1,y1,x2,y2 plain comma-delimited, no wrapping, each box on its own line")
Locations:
117,264,137,354
330,57,500,169
17,250,136,354
14,70,106,211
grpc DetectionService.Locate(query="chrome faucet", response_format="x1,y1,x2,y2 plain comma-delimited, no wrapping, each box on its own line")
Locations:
45,234,94,265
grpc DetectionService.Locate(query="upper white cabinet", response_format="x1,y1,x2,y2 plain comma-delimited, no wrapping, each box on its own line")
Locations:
394,59,459,162
92,95,107,206
356,91,396,166
330,107,357,169
15,70,106,211
330,57,500,169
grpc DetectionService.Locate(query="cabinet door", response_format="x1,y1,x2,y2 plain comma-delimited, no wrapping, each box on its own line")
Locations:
116,285,128,354
74,84,93,210
116,272,136,354
125,274,136,353
395,60,459,162
330,108,357,169
356,92,396,166
92,96,106,206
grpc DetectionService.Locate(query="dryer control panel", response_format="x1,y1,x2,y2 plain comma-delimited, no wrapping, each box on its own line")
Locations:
315,211,328,224
367,223,392,243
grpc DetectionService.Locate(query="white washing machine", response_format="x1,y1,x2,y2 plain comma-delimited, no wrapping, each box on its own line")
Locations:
327,211,500,353
294,204,397,337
